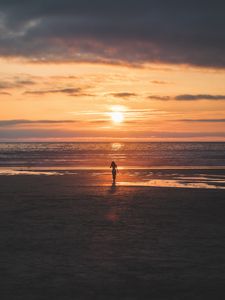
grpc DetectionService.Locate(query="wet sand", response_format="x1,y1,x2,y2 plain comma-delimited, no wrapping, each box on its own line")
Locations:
1,175,225,299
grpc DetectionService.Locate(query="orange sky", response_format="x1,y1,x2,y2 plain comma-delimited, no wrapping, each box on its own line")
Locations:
1,58,225,141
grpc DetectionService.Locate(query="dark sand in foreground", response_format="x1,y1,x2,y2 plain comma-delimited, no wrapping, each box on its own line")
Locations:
1,175,225,300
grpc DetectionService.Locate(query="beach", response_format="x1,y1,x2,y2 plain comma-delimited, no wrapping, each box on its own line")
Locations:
1,173,225,300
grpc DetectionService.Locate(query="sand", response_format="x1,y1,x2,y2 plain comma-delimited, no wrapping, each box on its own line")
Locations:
1,175,225,300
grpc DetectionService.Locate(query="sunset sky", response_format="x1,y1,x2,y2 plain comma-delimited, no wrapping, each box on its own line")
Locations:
1,0,225,141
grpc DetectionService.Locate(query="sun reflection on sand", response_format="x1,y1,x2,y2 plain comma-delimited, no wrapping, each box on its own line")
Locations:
118,179,225,189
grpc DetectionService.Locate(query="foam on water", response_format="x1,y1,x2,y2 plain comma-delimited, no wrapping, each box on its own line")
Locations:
0,169,62,176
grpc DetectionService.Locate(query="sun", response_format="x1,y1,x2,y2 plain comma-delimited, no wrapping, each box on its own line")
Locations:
111,111,124,123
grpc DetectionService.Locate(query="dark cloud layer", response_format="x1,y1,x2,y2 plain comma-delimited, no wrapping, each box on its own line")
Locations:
0,1,224,67
0,128,224,140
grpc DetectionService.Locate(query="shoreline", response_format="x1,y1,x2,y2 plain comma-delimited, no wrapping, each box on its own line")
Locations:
1,165,225,170
0,168,225,190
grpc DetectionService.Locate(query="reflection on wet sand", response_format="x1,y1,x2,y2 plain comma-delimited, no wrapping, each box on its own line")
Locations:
109,181,117,194
118,179,225,189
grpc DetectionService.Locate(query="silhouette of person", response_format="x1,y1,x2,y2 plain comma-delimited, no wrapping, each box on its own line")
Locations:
110,161,118,183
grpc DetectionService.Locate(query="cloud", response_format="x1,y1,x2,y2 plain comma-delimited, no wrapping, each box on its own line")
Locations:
178,118,225,123
175,94,225,101
0,78,36,93
148,95,172,101
151,80,170,85
0,129,80,139
149,94,225,101
147,131,225,138
15,79,35,86
0,91,11,95
0,128,225,141
110,92,137,98
0,82,11,90
0,1,224,68
24,87,83,96
0,119,77,126
0,119,114,127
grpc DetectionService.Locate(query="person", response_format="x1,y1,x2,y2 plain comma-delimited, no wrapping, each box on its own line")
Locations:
110,161,118,183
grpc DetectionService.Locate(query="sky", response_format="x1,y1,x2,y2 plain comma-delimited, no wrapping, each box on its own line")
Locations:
1,0,225,141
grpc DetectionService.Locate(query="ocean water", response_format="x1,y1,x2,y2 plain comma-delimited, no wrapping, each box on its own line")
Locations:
1,142,225,189
0,142,225,168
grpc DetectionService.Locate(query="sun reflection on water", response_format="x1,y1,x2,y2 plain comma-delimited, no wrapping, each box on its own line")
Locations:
111,143,123,151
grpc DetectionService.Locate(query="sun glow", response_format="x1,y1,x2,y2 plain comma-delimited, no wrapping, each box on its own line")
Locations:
111,111,124,123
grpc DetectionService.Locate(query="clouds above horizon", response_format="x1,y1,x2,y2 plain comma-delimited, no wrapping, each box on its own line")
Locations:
149,94,225,101
1,128,225,140
0,119,78,127
110,92,137,99
0,1,225,68
24,87,83,96
0,79,35,90
178,118,225,123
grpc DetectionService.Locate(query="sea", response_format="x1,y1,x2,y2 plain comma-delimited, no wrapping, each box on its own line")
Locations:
0,142,225,189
